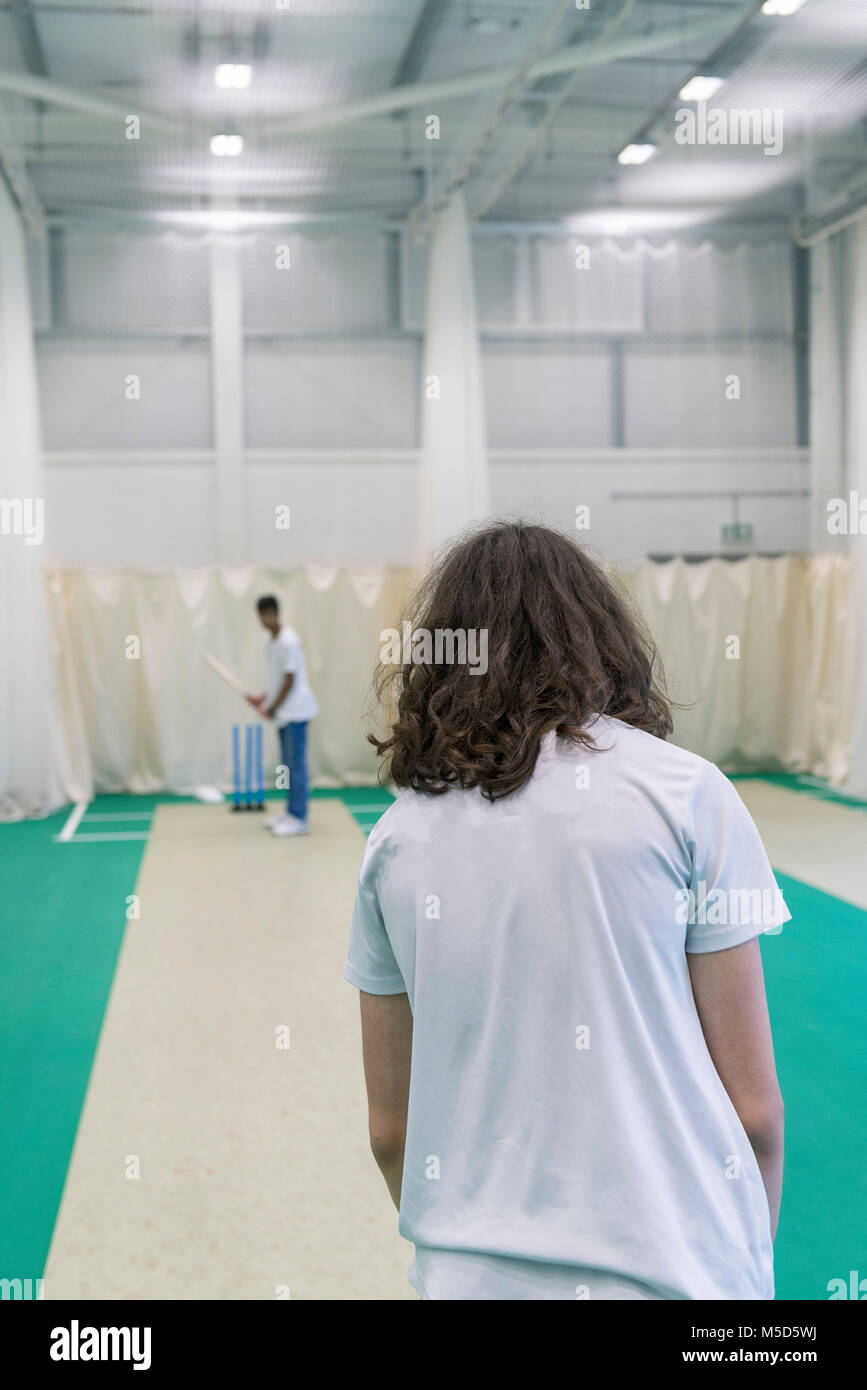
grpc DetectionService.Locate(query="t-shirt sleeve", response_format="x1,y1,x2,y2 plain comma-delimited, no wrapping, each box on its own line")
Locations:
684,762,792,954
344,842,406,994
280,633,299,675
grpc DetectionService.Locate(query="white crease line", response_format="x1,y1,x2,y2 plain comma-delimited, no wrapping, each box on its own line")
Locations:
55,799,89,842
62,832,151,843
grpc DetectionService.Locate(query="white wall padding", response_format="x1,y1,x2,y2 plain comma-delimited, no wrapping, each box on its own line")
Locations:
62,230,210,334
623,345,797,448
241,232,389,335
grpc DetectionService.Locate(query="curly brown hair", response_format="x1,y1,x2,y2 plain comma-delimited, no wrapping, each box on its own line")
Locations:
371,521,672,801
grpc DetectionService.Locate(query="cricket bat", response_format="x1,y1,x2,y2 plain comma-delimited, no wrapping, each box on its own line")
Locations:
201,651,249,699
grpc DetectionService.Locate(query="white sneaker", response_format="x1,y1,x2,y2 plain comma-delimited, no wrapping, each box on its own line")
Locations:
270,814,310,837
263,812,288,829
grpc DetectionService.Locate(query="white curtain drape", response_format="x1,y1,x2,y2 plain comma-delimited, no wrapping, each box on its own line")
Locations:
24,555,855,812
417,191,490,562
842,220,867,795
626,555,854,782
43,564,414,796
809,234,845,549
0,185,91,819
810,219,867,795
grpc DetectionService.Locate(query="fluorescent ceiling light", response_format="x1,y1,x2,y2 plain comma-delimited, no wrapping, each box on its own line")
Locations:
678,75,724,102
215,63,252,89
565,208,718,236
617,144,657,166
159,210,292,231
761,0,806,15
467,17,506,33
210,133,244,157
600,215,631,237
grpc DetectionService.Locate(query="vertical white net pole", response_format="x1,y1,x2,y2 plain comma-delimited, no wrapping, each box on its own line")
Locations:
0,183,77,818
843,219,867,795
416,189,490,566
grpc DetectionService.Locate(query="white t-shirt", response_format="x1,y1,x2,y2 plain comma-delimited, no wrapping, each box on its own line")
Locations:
266,625,319,726
345,716,790,1301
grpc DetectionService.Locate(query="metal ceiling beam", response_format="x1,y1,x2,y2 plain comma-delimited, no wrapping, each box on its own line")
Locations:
27,108,867,158
3,0,48,232
10,0,49,78
44,205,402,230
470,0,638,222
627,0,770,146
793,183,867,246
257,9,738,140
0,70,188,131
421,0,578,220
0,99,44,234
391,0,451,89
0,6,755,144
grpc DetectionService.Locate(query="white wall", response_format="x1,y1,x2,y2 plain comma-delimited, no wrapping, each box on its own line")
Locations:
33,222,808,568
43,446,808,570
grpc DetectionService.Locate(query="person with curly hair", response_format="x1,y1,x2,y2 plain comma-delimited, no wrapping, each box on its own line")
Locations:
345,521,786,1301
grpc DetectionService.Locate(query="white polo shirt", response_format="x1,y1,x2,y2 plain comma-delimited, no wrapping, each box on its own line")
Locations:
266,625,319,726
345,716,789,1301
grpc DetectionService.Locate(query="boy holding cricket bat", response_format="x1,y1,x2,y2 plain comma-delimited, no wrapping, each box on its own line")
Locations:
247,595,319,837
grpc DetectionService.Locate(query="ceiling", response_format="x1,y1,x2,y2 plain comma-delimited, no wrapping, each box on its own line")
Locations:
0,0,865,234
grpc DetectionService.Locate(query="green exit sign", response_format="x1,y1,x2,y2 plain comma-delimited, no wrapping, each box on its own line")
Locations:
721,522,754,545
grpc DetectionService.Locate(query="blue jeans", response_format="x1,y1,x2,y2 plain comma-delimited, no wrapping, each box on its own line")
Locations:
278,721,309,823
